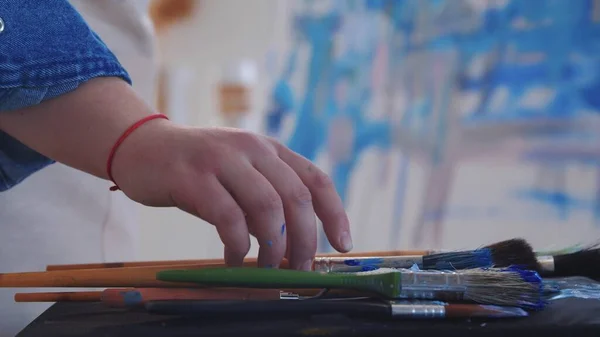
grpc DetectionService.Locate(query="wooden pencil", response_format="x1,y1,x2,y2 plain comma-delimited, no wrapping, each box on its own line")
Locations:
45,250,432,271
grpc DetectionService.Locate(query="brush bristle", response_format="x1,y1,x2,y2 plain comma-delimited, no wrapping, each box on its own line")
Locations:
485,238,540,271
423,249,492,270
461,267,545,310
354,267,545,309
553,248,600,280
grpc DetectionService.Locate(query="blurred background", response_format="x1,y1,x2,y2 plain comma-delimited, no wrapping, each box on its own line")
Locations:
139,0,600,260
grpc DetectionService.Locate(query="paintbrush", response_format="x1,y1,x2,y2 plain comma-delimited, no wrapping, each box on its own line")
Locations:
42,251,492,274
536,246,600,280
156,266,546,309
44,238,538,272
0,239,540,290
0,266,368,298
44,250,431,271
40,238,600,279
313,249,492,272
144,299,529,319
14,288,287,307
486,239,600,279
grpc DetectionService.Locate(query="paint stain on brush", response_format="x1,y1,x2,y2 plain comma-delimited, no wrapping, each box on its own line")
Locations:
121,290,143,307
343,258,384,266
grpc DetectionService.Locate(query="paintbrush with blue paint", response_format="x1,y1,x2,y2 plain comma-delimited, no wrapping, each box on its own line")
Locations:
43,247,496,272
43,238,540,273
313,238,540,272
312,249,493,272
156,266,546,310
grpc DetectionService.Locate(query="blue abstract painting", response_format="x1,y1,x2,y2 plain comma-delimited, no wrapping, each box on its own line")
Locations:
264,0,600,252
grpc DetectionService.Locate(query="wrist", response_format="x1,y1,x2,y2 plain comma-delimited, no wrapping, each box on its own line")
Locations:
108,115,179,201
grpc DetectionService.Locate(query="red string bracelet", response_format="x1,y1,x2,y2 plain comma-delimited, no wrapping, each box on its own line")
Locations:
106,113,169,191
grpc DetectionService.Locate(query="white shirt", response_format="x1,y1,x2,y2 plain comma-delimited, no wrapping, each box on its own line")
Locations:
0,1,156,335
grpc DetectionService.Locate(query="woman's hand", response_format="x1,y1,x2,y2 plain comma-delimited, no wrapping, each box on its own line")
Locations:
0,77,352,270
112,122,353,270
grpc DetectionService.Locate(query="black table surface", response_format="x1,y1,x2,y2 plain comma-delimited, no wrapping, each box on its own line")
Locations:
16,277,600,337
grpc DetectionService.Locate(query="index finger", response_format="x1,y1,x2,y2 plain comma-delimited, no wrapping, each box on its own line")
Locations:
275,142,353,253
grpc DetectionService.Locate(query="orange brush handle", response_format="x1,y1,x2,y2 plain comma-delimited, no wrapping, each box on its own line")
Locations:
14,288,282,306
15,291,102,302
0,264,212,288
101,288,282,307
46,250,431,271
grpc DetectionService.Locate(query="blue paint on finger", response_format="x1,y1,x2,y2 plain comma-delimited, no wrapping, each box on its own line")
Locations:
281,223,286,235
267,240,273,247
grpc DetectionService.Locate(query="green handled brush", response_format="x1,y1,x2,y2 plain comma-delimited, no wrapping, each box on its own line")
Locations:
156,267,546,310
156,267,402,298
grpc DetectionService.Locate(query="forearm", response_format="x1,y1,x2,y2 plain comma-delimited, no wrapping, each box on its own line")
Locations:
0,77,167,181
0,75,354,264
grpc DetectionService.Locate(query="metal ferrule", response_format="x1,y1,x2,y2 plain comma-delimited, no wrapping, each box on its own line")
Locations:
279,292,300,300
537,255,555,273
313,256,424,273
390,302,446,318
400,269,468,291
394,269,468,300
398,290,465,301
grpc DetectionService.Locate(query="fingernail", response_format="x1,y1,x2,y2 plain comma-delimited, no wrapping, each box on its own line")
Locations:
340,231,353,252
300,259,313,271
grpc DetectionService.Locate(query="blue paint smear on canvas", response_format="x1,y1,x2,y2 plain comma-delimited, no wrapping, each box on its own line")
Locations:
266,0,600,251
514,188,598,221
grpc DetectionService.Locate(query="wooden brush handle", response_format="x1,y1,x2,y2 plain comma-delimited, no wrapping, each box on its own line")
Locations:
46,259,265,271
101,288,282,307
0,264,215,288
45,250,431,271
15,291,102,302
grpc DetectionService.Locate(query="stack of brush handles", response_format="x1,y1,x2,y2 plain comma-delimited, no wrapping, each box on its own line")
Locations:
2,238,599,320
